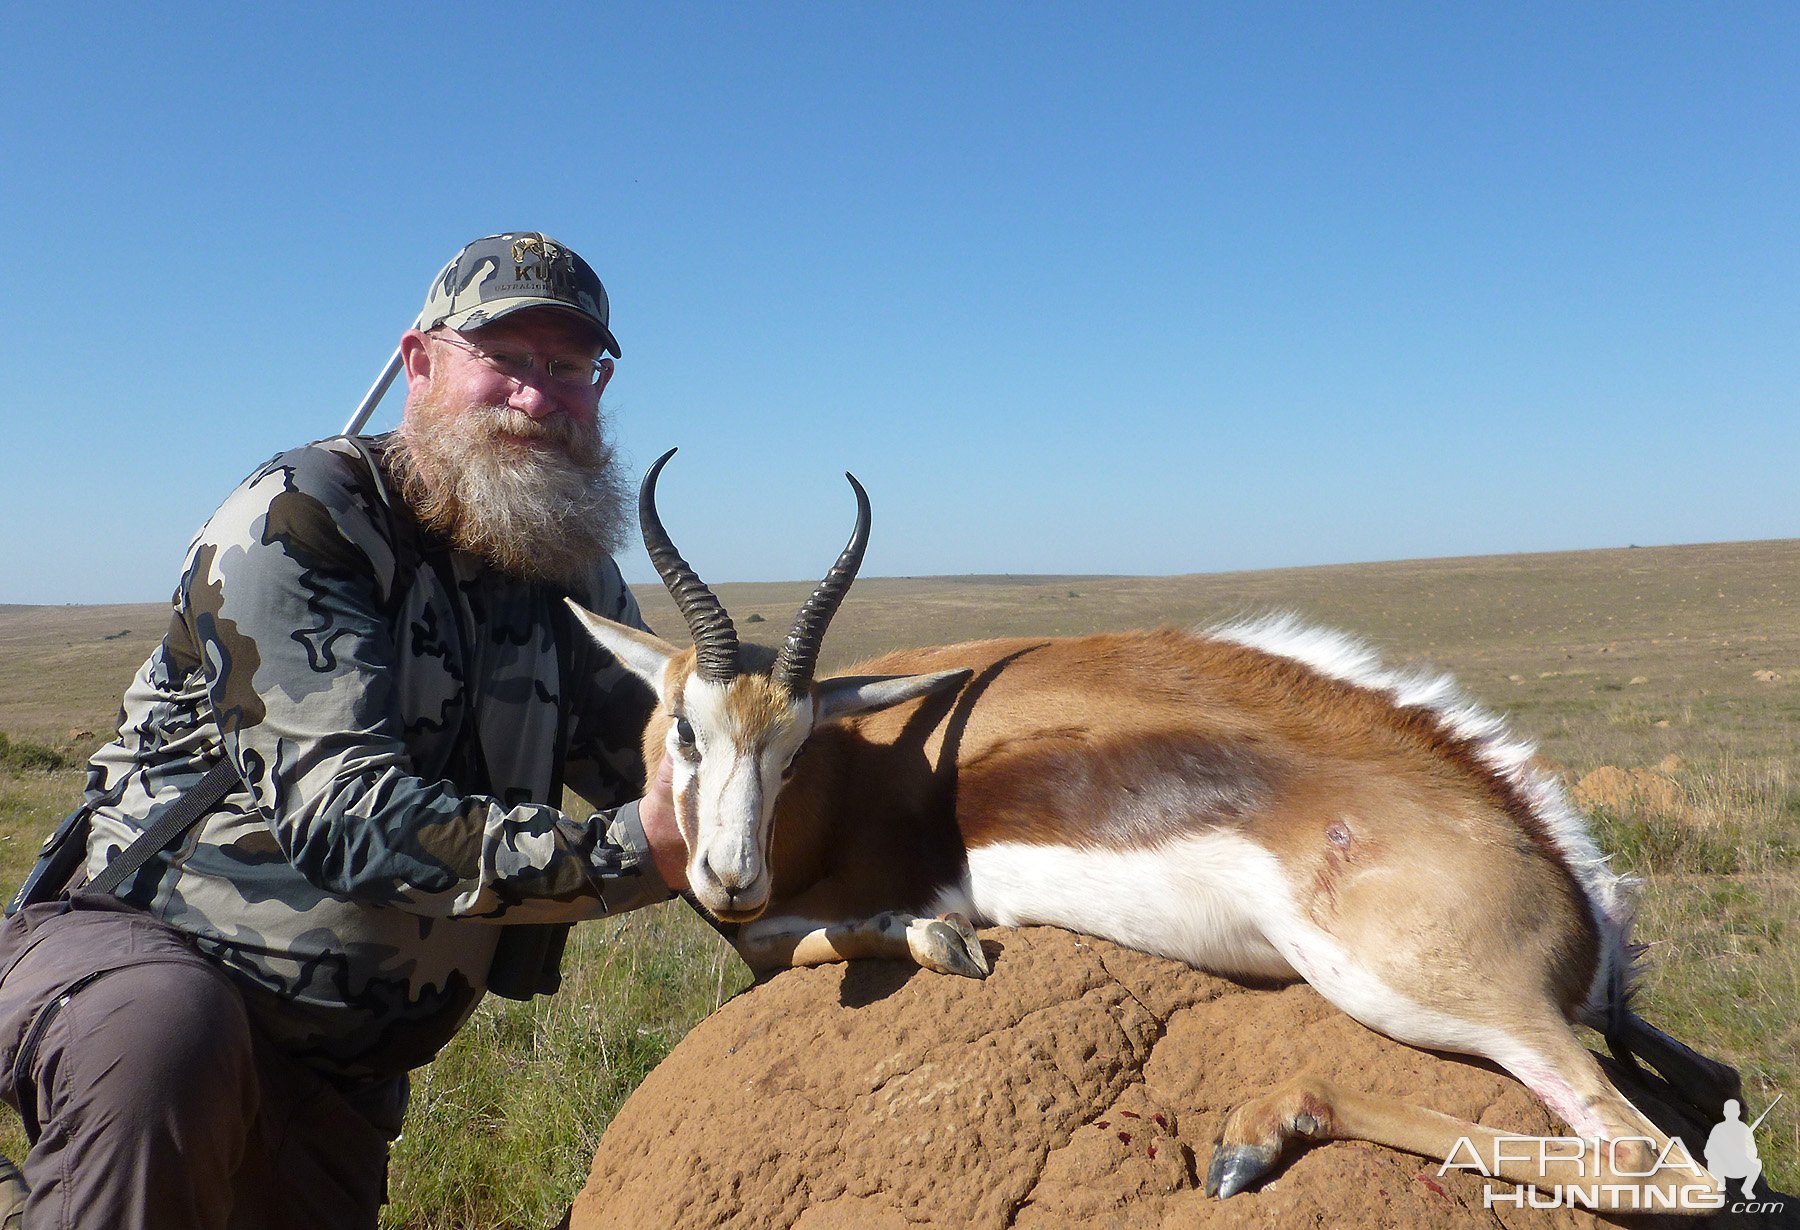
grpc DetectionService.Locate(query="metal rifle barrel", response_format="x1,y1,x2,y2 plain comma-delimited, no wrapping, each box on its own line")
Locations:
1748,1092,1784,1133
341,346,404,437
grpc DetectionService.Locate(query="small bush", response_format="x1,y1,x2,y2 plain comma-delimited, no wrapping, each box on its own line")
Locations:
0,733,74,773
1589,805,1746,876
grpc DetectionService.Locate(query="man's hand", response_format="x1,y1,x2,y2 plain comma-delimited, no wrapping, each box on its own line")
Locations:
638,754,689,892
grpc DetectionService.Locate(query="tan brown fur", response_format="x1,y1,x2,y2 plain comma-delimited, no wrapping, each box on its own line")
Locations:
656,646,697,727
722,675,797,747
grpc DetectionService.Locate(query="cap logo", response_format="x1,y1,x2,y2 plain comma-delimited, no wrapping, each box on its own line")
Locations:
510,234,575,292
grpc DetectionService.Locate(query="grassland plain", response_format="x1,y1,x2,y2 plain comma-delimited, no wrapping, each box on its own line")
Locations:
0,538,1794,1227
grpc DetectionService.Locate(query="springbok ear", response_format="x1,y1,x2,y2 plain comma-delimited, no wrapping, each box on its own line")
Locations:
814,669,972,726
565,599,683,697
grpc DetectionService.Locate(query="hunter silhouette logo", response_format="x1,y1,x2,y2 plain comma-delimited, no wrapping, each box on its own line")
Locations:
1706,1094,1781,1201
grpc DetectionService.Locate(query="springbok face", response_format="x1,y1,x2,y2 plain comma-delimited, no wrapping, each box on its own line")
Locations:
568,449,967,921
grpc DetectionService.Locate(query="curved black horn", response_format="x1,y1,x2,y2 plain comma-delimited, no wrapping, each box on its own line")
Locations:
772,473,871,695
639,448,740,682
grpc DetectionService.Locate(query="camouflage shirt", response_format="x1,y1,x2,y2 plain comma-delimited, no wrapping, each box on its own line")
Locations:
82,435,666,1082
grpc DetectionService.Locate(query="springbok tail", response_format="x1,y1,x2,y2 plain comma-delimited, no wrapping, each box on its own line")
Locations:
1598,952,1648,1080
1585,899,1738,1125
1611,1011,1742,1124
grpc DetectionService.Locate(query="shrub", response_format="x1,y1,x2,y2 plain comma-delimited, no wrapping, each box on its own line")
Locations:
0,733,74,774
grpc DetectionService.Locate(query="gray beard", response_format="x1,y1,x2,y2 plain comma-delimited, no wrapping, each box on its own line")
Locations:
389,399,630,588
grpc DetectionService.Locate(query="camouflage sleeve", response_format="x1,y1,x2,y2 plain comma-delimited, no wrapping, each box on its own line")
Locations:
185,445,654,923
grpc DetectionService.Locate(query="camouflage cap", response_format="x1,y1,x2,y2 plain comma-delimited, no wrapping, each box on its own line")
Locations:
417,232,620,357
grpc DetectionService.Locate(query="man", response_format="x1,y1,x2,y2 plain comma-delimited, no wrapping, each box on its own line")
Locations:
0,233,688,1228
1705,1099,1764,1200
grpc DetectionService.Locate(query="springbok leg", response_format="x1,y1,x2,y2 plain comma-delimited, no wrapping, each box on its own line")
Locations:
1206,1023,1722,1214
735,907,988,978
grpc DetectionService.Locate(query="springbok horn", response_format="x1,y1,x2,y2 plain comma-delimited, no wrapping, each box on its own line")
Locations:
772,473,870,695
638,448,740,682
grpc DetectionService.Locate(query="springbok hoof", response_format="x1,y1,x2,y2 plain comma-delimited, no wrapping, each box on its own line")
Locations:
1204,1142,1278,1199
910,914,989,978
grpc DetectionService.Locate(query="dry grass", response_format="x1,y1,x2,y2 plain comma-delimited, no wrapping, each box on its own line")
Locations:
0,537,1796,1222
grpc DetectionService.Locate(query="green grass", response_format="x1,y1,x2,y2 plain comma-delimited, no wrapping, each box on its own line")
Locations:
1585,759,1800,877
0,733,76,774
1625,873,1799,1190
0,766,76,888
1577,756,1799,1184
387,904,749,1229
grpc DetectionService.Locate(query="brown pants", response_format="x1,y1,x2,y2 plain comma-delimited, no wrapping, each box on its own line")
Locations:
0,894,398,1229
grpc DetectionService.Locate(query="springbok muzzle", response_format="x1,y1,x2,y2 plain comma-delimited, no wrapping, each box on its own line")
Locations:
638,448,872,919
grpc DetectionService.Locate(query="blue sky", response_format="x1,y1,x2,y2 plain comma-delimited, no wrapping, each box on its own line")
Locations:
3,3,1795,604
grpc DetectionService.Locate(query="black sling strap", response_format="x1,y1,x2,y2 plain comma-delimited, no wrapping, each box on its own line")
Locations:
88,760,240,896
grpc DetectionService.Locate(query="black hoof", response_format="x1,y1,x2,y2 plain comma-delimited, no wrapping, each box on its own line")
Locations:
917,917,989,979
1204,1143,1277,1199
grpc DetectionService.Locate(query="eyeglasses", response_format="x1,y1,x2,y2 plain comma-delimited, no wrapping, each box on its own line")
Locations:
431,331,610,388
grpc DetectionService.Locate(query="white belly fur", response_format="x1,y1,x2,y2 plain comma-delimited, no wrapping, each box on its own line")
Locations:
937,832,1300,982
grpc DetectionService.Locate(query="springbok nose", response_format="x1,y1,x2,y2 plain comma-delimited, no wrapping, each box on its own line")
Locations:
701,856,743,896
699,855,766,917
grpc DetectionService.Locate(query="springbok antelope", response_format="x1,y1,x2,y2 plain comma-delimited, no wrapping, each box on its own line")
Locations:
572,450,1741,1212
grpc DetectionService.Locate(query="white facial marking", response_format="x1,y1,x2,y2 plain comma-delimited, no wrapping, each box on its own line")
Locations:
673,676,811,918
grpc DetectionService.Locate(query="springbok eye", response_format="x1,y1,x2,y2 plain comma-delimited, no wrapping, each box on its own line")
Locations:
674,716,696,747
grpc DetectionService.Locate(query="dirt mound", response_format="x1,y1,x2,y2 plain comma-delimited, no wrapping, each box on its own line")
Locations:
569,928,1731,1229
1574,765,1686,816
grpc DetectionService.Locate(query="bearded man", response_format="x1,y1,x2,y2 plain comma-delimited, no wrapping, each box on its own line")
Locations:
0,234,688,1230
